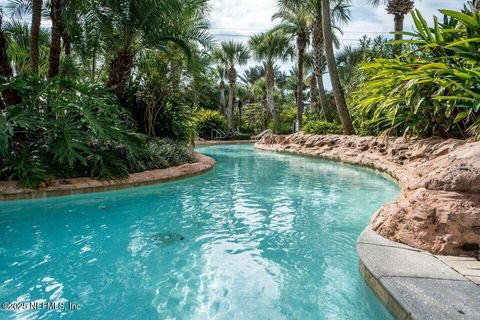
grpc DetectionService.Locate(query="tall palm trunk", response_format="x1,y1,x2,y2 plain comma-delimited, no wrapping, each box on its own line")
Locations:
312,18,333,122
393,14,404,41
393,13,405,55
237,99,243,130
296,31,307,131
266,61,280,126
63,34,71,57
310,75,318,113
107,47,134,104
219,80,226,115
29,0,42,74
0,16,21,109
227,66,236,128
387,0,414,54
321,0,355,135
48,0,63,78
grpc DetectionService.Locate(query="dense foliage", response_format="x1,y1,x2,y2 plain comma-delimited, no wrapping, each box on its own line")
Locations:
195,109,228,139
0,77,195,188
0,0,212,188
303,120,343,135
352,7,480,138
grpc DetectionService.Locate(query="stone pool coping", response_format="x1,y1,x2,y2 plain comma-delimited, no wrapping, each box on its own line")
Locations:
0,152,215,201
358,226,480,320
195,140,256,146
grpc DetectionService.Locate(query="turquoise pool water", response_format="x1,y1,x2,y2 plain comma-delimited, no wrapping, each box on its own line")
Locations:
0,145,399,319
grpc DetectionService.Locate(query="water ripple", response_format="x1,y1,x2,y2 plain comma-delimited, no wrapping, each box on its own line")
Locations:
0,145,399,319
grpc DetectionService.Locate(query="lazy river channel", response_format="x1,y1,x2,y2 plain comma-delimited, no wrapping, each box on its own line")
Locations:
0,144,399,319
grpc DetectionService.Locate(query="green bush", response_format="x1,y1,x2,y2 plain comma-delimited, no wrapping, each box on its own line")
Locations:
352,8,480,139
0,76,195,189
269,122,294,135
229,133,252,140
303,120,343,135
195,109,228,140
280,108,296,124
127,138,196,172
154,104,197,142
239,124,256,135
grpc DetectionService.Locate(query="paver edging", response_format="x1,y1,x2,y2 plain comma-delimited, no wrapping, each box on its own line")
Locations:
0,152,215,201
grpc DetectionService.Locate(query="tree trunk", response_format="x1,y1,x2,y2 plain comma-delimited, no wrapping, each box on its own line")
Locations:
91,48,97,82
227,67,236,128
48,0,63,78
393,13,404,54
238,99,243,130
312,18,333,122
219,80,226,114
296,32,307,131
266,61,280,126
0,17,21,108
63,34,71,57
30,0,42,75
107,47,134,104
321,0,355,135
310,75,318,113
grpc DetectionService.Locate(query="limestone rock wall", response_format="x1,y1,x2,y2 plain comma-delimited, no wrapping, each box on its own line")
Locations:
255,133,480,257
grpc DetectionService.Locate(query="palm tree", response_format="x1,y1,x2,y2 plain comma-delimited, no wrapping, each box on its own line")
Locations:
3,20,50,76
311,0,350,122
5,0,44,74
95,0,211,104
47,0,62,78
369,0,415,42
280,0,352,124
215,65,227,115
273,3,310,130
215,41,250,128
30,0,42,74
249,30,293,126
0,11,21,107
304,52,319,113
321,0,355,134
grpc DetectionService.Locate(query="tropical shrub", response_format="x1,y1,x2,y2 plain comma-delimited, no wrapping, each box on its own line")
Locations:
229,132,252,140
303,120,343,135
239,124,256,135
269,122,294,134
0,76,195,188
128,138,196,173
195,109,228,139
280,107,297,125
154,104,197,142
352,8,480,139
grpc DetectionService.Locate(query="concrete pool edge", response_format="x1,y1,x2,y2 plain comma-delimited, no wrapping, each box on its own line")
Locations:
195,139,256,146
0,152,216,201
358,226,480,320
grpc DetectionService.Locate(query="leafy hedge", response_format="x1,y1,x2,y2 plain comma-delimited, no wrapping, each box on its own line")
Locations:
0,77,195,189
195,109,228,140
269,122,294,134
303,120,343,135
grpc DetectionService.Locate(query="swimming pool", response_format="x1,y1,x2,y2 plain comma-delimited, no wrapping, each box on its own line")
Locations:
0,144,399,319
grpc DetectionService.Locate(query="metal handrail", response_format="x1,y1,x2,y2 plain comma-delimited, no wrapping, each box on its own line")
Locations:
211,128,227,141
255,129,273,141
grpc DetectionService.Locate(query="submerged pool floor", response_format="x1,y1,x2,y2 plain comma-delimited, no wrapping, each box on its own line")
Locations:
0,145,399,319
